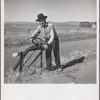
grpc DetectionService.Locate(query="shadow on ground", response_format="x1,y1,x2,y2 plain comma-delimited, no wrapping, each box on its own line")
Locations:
62,56,85,70
52,56,85,71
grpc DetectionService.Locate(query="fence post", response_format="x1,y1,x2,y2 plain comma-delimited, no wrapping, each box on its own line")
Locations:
40,50,42,68
19,52,24,73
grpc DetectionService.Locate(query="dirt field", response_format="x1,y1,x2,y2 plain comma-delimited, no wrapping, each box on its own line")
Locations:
4,22,97,84
4,39,96,84
4,22,96,47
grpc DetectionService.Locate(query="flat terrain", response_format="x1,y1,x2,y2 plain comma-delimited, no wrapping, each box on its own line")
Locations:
4,21,96,47
4,22,97,84
4,39,96,84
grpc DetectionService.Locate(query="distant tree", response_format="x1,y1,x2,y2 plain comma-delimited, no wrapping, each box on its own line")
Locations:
28,29,30,34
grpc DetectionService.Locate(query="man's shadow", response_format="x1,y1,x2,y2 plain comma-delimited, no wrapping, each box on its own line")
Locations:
61,56,85,70
52,56,85,71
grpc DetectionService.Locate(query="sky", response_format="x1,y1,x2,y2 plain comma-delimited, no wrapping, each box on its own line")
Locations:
4,0,97,22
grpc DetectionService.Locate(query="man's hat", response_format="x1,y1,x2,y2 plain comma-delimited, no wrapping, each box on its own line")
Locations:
36,13,47,21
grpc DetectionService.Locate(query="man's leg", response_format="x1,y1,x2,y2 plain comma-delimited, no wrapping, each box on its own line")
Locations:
45,47,52,70
53,37,61,68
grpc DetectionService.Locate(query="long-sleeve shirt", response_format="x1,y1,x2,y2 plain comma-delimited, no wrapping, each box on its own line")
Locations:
30,22,58,45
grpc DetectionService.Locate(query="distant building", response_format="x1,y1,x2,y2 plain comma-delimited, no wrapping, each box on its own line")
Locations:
91,22,96,28
80,22,91,27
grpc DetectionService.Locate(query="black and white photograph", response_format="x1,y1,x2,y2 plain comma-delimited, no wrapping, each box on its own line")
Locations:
4,0,98,84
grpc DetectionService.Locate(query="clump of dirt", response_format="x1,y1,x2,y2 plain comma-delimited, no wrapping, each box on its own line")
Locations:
4,68,21,83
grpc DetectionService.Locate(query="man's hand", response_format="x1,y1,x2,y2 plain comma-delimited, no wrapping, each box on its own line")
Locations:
42,44,48,50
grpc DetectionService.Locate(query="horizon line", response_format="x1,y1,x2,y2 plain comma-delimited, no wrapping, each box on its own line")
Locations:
4,20,97,23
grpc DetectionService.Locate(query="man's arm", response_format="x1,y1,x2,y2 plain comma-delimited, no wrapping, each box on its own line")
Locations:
42,24,54,50
30,27,40,39
47,24,54,45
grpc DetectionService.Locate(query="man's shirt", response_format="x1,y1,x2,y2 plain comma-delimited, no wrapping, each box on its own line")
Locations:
30,22,58,45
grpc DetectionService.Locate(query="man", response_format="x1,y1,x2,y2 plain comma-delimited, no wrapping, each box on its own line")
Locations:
30,13,61,71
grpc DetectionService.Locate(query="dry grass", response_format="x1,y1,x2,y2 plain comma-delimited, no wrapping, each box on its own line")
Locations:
4,42,96,84
4,22,96,47
4,22,96,83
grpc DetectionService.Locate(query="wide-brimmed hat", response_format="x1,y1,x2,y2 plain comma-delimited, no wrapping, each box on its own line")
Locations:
36,13,47,21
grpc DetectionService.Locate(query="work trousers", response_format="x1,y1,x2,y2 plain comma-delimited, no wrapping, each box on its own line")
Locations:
45,37,61,70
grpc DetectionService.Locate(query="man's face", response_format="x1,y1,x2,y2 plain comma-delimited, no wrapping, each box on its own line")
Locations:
39,18,46,26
